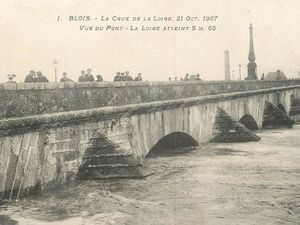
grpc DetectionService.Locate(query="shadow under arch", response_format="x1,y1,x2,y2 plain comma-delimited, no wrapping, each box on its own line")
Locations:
278,104,286,114
146,131,199,158
239,114,259,131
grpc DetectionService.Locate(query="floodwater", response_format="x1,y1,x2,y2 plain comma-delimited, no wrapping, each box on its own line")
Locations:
1,126,300,225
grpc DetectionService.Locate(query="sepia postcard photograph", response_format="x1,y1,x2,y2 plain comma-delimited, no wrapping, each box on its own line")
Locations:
0,0,300,224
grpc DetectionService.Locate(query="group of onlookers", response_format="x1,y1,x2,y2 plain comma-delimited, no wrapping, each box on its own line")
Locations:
5,69,144,83
77,69,103,82
168,73,202,82
113,71,143,81
24,70,49,83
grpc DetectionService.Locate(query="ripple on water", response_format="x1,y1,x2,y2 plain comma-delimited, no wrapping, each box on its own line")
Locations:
1,125,300,225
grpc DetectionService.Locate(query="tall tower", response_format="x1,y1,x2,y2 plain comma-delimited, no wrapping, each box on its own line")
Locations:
224,50,230,81
247,23,257,80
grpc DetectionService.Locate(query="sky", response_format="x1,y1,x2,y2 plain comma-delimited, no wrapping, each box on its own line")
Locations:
0,0,300,82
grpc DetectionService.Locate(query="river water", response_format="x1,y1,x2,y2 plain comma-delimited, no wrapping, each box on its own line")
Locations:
1,126,300,225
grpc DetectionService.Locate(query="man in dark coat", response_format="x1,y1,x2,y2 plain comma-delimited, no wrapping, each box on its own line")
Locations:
78,70,86,82
36,71,49,82
134,73,143,81
125,71,133,81
24,70,36,83
184,73,189,81
86,69,94,82
96,74,103,82
120,72,125,81
60,72,73,82
114,72,121,81
195,74,202,81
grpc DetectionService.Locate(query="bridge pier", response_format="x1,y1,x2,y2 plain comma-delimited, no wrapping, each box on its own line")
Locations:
210,108,261,143
1,83,300,199
290,95,300,117
262,101,294,128
77,133,152,179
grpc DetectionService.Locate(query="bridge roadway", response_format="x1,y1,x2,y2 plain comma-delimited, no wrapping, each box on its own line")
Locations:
1,80,300,200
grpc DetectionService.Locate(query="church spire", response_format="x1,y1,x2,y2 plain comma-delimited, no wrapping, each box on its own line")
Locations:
248,23,255,62
247,23,258,80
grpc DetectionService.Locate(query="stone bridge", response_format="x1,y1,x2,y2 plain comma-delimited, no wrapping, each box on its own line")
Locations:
1,80,300,200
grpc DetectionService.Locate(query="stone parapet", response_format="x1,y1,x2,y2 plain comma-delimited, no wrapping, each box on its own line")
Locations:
1,80,300,119
0,85,299,137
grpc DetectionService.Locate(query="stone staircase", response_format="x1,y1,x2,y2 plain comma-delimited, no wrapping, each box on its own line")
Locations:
77,133,152,179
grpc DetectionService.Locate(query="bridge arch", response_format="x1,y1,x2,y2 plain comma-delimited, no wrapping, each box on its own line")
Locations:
146,131,199,158
239,114,259,130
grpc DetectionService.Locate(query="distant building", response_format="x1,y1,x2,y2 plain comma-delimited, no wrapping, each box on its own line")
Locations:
265,70,287,80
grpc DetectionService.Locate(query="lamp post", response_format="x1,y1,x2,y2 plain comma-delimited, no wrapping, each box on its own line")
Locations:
53,60,58,82
238,64,241,80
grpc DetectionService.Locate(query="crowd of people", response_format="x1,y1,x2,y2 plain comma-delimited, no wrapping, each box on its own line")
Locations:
4,69,143,83
113,71,142,81
24,70,49,83
168,73,203,82
4,70,204,83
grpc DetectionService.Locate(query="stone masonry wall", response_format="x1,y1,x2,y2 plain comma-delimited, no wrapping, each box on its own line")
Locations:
1,80,300,119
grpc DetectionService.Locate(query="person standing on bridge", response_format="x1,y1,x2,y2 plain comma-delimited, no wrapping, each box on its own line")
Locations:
60,72,73,82
195,74,202,81
134,73,143,81
86,69,94,82
113,72,121,81
184,73,189,81
24,70,36,83
6,74,16,83
78,70,86,82
120,72,125,81
36,71,49,82
96,74,103,82
125,71,133,81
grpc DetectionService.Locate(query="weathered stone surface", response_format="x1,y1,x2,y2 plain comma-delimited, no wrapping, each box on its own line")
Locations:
77,133,152,179
0,85,298,138
289,96,300,116
1,83,300,200
210,108,261,143
263,101,294,128
0,80,300,119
